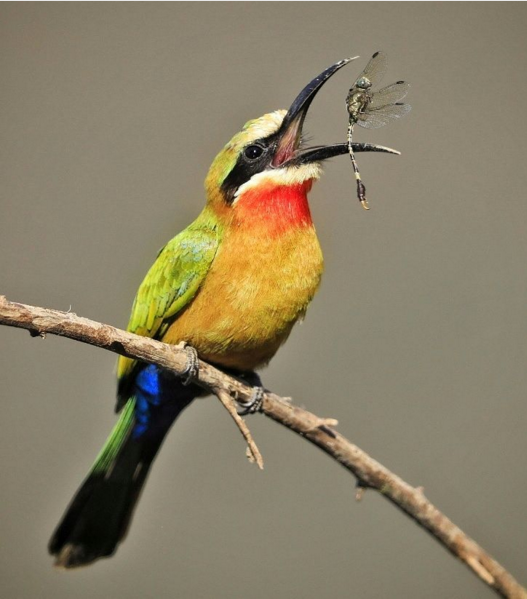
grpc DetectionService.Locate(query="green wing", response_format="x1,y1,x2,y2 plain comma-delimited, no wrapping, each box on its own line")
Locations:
117,220,219,390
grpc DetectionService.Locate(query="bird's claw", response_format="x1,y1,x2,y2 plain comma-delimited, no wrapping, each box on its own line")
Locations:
237,386,264,415
179,342,199,385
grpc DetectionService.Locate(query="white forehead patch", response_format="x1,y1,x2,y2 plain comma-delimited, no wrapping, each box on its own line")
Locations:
233,163,322,203
242,110,287,141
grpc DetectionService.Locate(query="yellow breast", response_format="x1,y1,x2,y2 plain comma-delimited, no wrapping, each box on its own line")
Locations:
162,223,323,371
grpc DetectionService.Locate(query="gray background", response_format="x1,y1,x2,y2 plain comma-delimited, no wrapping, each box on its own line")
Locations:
1,3,526,598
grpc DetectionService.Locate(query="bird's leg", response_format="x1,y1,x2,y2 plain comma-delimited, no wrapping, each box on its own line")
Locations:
234,371,265,415
238,386,265,415
177,342,200,385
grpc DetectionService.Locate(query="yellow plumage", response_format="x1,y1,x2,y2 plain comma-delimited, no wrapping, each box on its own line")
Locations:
162,217,323,370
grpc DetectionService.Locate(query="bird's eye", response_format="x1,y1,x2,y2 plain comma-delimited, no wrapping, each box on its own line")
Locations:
244,145,264,160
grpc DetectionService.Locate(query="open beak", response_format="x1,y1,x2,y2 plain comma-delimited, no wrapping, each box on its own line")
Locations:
272,57,400,167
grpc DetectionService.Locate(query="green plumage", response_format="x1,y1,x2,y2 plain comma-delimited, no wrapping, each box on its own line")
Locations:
117,212,220,393
91,398,135,475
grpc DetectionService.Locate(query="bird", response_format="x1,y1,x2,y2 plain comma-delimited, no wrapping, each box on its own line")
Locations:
48,57,399,568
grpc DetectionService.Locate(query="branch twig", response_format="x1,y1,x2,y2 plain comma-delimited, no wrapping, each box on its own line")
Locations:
0,295,525,599
215,388,264,469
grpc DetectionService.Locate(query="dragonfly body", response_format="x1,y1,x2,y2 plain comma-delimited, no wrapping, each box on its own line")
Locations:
346,52,411,209
346,78,374,123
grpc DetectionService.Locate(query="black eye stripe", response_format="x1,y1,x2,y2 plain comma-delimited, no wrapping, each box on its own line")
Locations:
221,136,277,204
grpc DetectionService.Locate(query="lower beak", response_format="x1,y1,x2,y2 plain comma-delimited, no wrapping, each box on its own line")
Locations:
294,142,400,164
273,57,400,167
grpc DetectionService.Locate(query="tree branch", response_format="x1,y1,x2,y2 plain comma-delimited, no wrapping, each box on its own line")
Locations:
0,295,525,598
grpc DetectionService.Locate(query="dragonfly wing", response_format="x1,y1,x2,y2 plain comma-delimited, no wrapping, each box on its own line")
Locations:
355,51,388,89
356,111,392,129
357,103,412,129
369,82,410,109
374,102,412,118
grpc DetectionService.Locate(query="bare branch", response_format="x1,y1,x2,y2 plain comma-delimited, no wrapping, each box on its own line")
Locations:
215,388,264,469
0,295,525,599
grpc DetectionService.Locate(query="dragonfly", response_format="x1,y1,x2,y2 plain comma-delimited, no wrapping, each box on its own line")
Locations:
346,51,411,210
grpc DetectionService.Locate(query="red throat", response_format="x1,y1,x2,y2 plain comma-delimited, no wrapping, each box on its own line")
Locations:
234,179,315,235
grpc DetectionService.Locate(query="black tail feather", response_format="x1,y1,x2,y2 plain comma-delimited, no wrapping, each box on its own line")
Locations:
49,429,159,568
49,386,195,569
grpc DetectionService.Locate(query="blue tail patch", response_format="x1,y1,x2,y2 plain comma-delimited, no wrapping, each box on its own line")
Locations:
133,365,163,438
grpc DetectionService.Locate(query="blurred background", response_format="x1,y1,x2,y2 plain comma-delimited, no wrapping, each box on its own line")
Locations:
1,4,526,598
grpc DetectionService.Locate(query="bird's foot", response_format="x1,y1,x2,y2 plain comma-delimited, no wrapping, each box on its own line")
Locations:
177,342,199,385
237,386,265,416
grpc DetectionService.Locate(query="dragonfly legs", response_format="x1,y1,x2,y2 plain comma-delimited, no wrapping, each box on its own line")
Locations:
347,123,370,210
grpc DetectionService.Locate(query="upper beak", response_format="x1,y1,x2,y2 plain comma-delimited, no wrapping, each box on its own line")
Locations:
273,57,400,167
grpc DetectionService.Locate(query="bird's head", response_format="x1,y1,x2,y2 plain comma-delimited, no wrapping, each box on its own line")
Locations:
204,58,398,226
